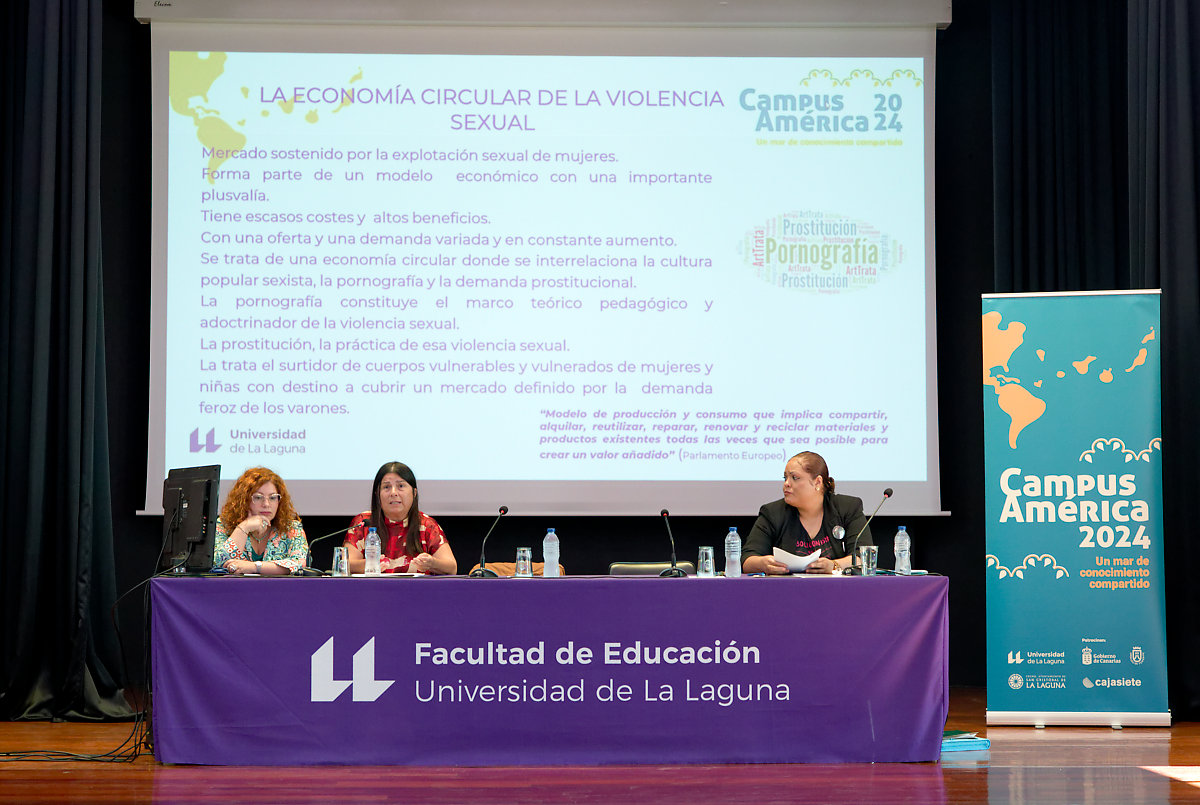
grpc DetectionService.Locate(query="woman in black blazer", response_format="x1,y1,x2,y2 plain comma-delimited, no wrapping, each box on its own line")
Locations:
741,451,872,575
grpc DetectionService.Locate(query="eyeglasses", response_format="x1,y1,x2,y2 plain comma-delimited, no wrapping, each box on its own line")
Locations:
251,493,282,504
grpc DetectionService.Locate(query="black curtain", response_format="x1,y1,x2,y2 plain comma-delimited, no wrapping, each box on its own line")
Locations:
1128,0,1200,720
0,0,129,719
992,0,1131,293
993,0,1200,719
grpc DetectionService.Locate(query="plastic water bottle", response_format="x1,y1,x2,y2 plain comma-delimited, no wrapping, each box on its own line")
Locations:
542,528,560,577
894,525,911,575
724,527,742,578
364,526,381,575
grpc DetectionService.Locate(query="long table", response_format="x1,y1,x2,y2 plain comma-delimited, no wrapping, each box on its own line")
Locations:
150,575,948,765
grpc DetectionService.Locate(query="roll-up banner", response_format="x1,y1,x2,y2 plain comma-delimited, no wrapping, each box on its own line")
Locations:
982,291,1168,726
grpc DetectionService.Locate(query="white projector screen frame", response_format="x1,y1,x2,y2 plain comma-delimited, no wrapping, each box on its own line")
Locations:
141,13,945,517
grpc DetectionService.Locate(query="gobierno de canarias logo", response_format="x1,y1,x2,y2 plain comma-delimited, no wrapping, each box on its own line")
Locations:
737,211,903,294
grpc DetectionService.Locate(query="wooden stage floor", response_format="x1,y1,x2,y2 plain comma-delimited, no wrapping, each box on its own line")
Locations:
2,688,1199,804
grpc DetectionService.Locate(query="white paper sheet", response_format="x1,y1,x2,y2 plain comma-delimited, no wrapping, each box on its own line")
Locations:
772,547,823,573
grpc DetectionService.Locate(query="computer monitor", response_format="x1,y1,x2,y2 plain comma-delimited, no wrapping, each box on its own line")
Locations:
159,465,221,573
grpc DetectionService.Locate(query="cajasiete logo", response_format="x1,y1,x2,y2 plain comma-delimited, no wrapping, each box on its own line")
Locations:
1091,677,1142,688
310,637,395,702
1008,674,1024,690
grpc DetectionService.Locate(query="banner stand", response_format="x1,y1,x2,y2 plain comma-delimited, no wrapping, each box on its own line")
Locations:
982,291,1169,727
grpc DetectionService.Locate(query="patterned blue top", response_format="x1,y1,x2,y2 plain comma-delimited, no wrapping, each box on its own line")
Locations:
213,517,308,572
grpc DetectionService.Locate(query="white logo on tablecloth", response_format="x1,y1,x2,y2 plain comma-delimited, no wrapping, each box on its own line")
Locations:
1082,647,1092,665
1008,674,1024,690
1130,647,1145,665
311,636,395,702
1007,651,1024,664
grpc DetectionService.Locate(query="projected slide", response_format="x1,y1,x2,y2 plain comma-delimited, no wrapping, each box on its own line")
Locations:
159,50,930,514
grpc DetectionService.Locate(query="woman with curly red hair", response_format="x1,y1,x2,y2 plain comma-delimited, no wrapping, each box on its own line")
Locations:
213,466,308,575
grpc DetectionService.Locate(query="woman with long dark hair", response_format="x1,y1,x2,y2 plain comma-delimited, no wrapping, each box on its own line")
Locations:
343,461,456,574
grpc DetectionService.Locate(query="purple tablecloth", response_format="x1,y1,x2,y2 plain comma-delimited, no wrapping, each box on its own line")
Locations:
151,575,948,765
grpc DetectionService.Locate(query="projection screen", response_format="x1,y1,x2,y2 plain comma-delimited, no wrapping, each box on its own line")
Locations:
139,1,949,516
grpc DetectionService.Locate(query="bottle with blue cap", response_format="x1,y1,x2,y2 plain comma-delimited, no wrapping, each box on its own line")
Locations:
542,528,560,577
724,526,742,578
364,526,381,575
894,525,911,575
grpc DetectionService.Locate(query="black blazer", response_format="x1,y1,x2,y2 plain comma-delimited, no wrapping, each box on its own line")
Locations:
743,493,872,560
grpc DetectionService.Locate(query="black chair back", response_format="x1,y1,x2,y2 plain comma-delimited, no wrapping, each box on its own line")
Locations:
608,561,696,576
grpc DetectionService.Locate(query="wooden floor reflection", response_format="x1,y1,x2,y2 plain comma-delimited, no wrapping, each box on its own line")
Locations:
2,687,1198,804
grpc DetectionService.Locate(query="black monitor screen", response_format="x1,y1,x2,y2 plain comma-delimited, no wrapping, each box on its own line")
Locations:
160,465,221,573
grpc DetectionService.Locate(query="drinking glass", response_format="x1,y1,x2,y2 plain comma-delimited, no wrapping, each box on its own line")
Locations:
515,547,533,577
858,545,879,576
332,546,349,577
697,546,716,577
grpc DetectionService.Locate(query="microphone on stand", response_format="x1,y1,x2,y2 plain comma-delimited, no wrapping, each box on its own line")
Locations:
659,509,687,577
293,524,356,576
845,487,893,575
469,505,509,578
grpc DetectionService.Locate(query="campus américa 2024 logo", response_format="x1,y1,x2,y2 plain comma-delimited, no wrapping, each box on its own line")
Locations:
737,211,903,295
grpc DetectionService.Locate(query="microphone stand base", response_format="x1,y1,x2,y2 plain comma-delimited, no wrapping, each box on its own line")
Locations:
469,567,500,578
658,566,687,578
293,567,328,577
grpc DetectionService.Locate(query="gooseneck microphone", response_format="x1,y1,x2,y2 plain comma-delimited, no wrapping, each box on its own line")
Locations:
659,509,687,577
847,487,893,574
294,524,356,576
469,505,509,578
